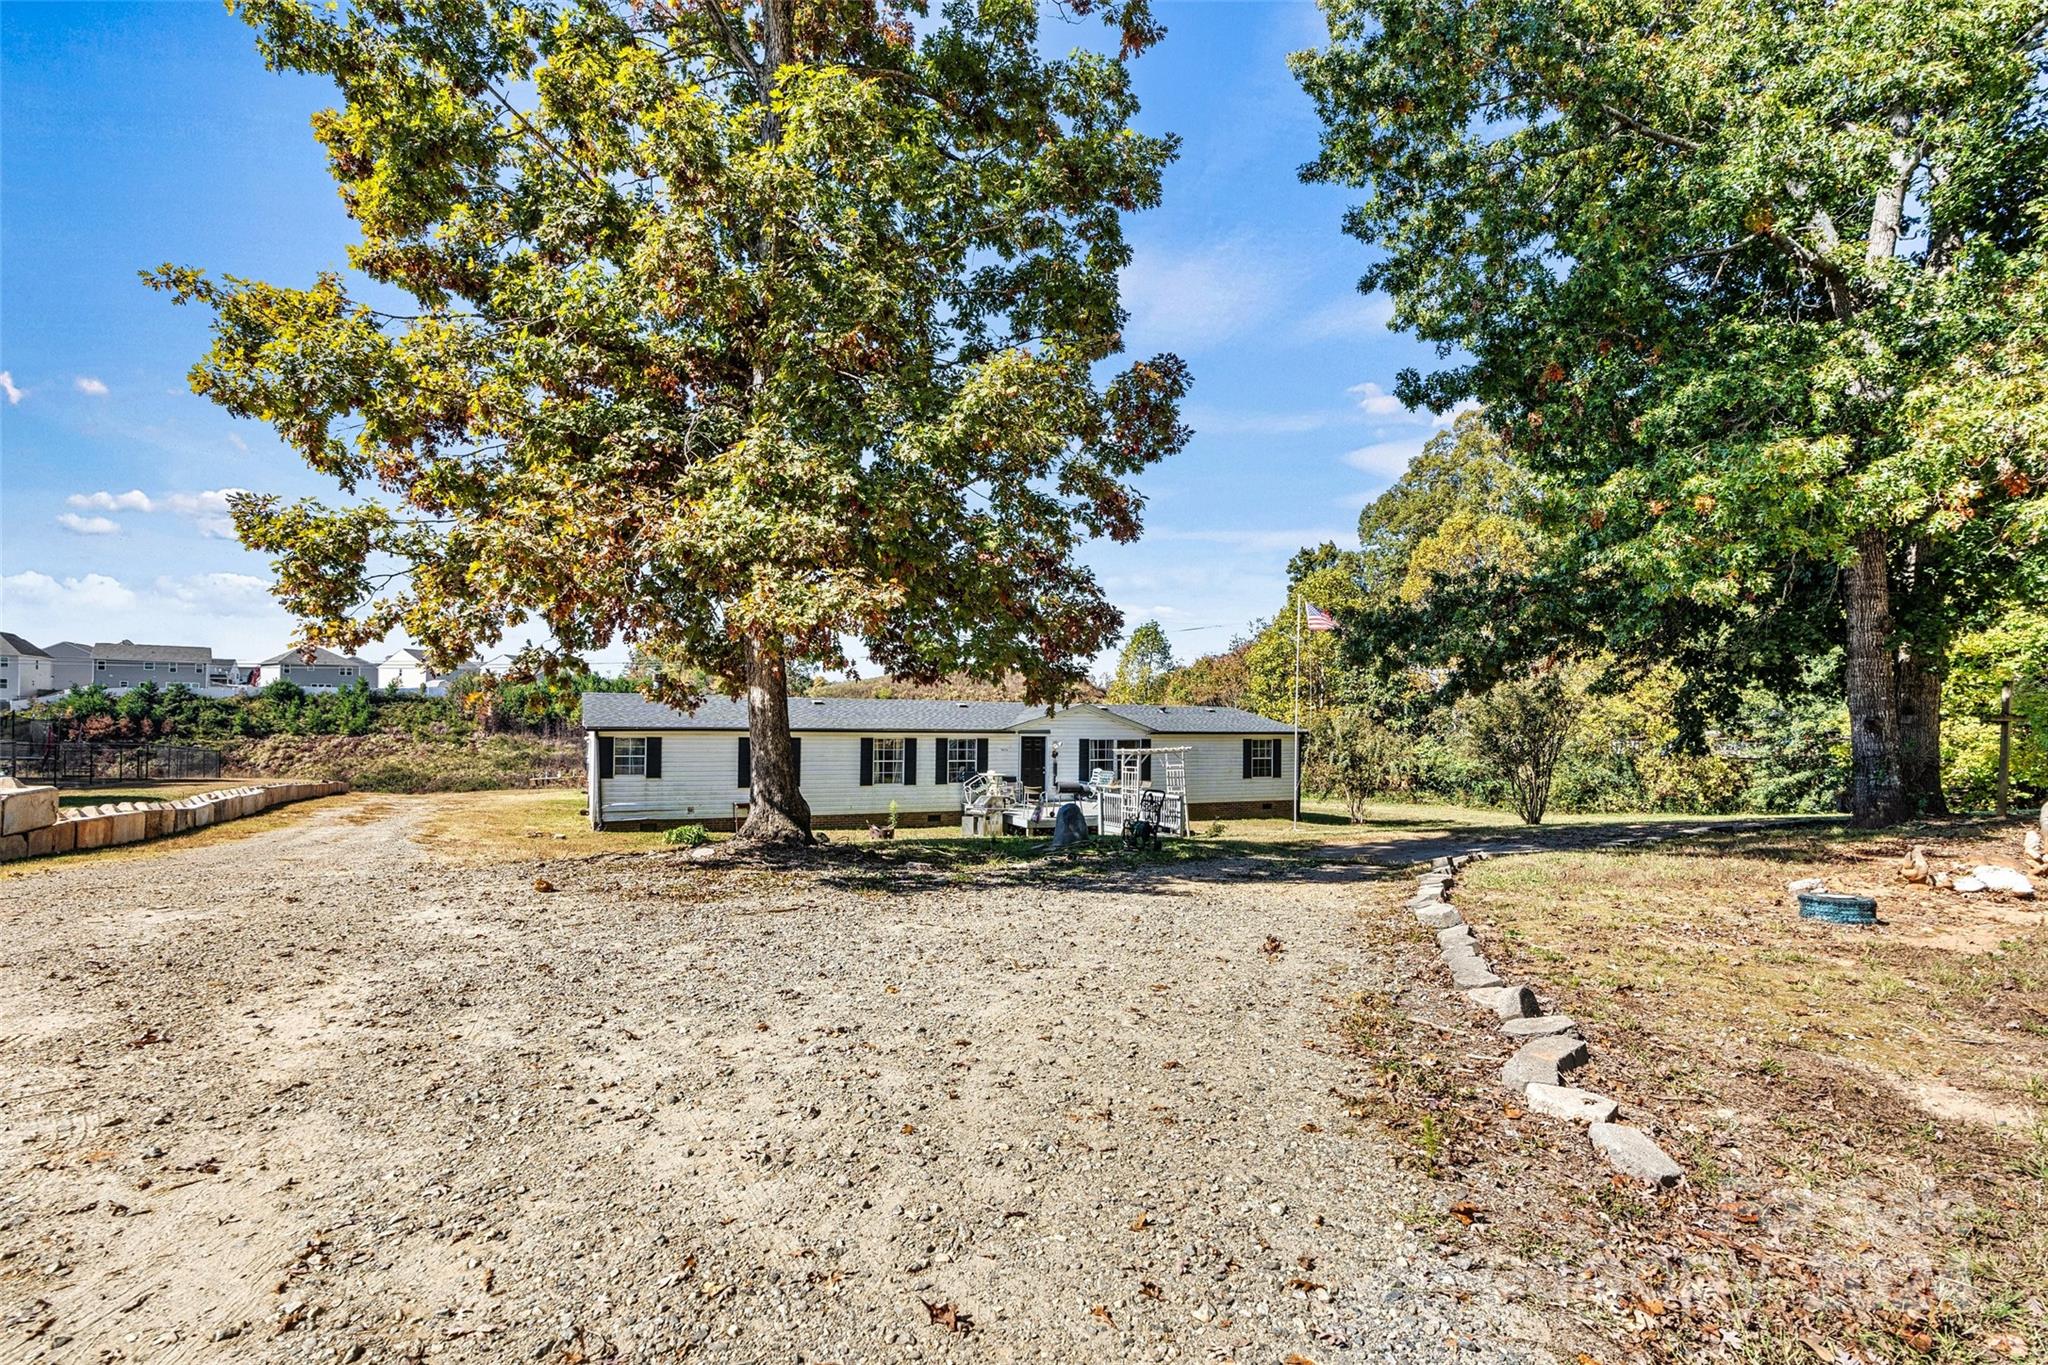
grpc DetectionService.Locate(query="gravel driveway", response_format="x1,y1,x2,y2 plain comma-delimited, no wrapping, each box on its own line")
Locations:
1,796,1554,1363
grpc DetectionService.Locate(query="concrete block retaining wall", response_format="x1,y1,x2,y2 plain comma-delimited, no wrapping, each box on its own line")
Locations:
0,781,348,863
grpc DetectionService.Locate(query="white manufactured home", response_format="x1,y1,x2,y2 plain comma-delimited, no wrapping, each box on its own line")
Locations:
581,694,1296,831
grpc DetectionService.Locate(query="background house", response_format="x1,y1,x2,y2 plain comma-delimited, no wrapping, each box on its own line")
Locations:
91,640,213,688
0,633,55,702
259,646,373,689
44,641,93,692
582,694,1295,830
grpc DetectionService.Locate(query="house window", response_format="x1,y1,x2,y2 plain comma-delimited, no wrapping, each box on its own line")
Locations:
614,737,649,778
1248,738,1278,779
144,662,155,671
96,661,105,671
944,739,978,783
873,738,905,785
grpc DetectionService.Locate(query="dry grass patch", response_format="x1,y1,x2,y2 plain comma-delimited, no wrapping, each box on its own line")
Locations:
411,789,675,863
1421,820,2048,1361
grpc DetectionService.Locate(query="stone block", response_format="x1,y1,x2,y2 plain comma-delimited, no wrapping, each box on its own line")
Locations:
1502,1014,1578,1039
186,802,214,829
1589,1122,1683,1187
1501,1034,1588,1088
0,785,59,835
106,812,147,846
1445,951,1502,990
0,833,27,862
143,806,174,839
1436,925,1477,950
1526,1083,1617,1124
1466,984,1538,1018
1413,905,1463,930
26,821,76,857
72,814,116,850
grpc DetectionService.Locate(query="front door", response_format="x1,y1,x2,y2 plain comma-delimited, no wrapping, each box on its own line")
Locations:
1021,735,1047,792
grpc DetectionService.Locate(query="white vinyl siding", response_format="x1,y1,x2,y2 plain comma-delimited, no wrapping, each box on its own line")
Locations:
588,708,1295,826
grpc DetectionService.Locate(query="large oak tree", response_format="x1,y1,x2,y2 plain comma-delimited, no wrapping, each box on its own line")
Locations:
1295,0,2046,824
154,0,1189,842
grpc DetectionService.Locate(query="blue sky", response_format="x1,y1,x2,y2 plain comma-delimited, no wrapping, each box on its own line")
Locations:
0,1,1453,675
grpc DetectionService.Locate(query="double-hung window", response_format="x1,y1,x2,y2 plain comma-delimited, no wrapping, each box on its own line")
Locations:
944,738,978,783
872,738,906,785
1248,738,1278,779
613,736,649,777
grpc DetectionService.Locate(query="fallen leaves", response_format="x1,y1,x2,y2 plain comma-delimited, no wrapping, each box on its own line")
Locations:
923,1301,972,1335
532,878,556,893
1448,1200,1483,1226
1261,935,1284,956
1090,1304,1116,1327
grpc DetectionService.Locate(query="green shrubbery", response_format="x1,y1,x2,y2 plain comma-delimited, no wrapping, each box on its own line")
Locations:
663,823,710,848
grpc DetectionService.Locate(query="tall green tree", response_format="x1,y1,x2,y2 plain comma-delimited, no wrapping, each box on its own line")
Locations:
1106,620,1176,704
153,0,1189,843
1355,410,1537,607
1295,0,2047,825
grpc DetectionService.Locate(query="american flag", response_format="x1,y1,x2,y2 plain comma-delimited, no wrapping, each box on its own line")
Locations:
1303,602,1337,632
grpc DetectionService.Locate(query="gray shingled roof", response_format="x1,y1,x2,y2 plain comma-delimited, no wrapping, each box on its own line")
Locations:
1097,703,1291,733
93,640,212,665
0,632,50,658
259,647,373,668
580,694,1289,734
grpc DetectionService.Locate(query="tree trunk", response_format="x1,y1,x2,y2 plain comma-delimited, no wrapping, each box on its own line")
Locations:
739,635,813,844
1892,538,1949,816
1895,648,1947,816
1843,529,1906,826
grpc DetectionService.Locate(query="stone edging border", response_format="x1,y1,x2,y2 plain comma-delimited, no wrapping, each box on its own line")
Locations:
1407,818,1841,1188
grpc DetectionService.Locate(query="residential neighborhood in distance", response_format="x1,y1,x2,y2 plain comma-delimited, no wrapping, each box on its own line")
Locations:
0,630,481,705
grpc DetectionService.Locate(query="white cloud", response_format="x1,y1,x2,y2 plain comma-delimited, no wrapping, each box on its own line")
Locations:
55,513,122,536
1120,241,1293,352
1296,292,1397,341
150,572,274,613
0,371,22,404
2,570,139,613
1150,526,1355,554
70,489,156,513
1348,381,1409,417
226,432,249,454
1342,437,1429,480
64,487,243,539
1185,405,1343,437
0,569,292,661
74,376,109,397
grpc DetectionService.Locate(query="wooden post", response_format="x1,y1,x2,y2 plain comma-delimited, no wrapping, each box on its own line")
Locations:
1994,683,2015,818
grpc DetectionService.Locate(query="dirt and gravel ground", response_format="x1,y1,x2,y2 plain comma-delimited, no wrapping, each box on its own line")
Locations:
0,795,1559,1364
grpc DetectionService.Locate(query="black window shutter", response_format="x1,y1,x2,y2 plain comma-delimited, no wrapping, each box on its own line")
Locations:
645,737,663,779
792,737,802,785
976,738,989,774
1139,736,1152,782
934,736,949,784
738,736,751,788
1243,738,1254,779
597,735,615,778
1274,737,1285,780
859,737,874,786
902,738,917,785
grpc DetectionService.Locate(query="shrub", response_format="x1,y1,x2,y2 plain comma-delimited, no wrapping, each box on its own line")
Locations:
1465,669,1583,825
664,823,710,848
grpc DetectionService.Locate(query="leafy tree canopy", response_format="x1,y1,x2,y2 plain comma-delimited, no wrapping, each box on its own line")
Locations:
1106,619,1176,704
1295,0,2047,822
151,0,1189,840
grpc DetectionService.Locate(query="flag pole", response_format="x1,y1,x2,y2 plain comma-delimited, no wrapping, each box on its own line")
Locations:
1292,597,1301,828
